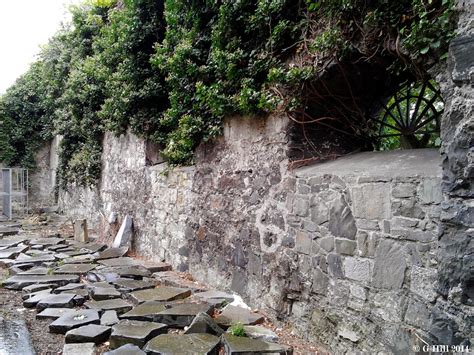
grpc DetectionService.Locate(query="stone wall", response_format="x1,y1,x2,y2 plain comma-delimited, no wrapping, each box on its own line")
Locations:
54,111,469,352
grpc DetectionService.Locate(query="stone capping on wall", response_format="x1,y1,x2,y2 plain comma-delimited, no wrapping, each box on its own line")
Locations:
295,148,442,178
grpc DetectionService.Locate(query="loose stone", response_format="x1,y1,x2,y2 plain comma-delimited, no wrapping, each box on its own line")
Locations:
65,324,111,344
101,310,120,326
50,309,101,334
109,320,167,349
222,333,291,354
215,305,264,327
36,293,76,311
119,301,167,321
130,286,191,303
154,303,214,328
36,308,75,320
90,286,121,300
63,342,96,355
85,298,133,315
144,333,220,355
103,344,145,355
184,312,224,336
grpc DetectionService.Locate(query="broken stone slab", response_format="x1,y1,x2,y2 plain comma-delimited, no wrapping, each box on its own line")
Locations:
85,298,133,315
0,227,20,236
119,301,167,321
23,290,53,307
3,274,80,290
86,271,120,283
29,237,65,246
18,267,51,275
96,247,129,260
242,326,279,343
36,308,75,320
63,342,96,355
50,309,100,334
55,263,97,275
90,287,121,300
130,286,191,304
36,293,76,311
144,262,172,273
109,320,167,349
23,283,55,294
112,278,156,292
81,243,106,253
222,333,291,354
154,303,214,328
14,253,56,264
100,266,151,279
104,344,145,355
0,245,28,259
63,254,96,264
0,318,35,355
98,257,142,268
144,333,220,355
101,310,120,326
215,305,264,328
0,238,26,248
65,324,111,344
112,215,133,249
22,287,52,300
54,283,85,293
61,288,90,298
152,271,207,292
73,219,89,243
194,290,235,305
184,312,224,336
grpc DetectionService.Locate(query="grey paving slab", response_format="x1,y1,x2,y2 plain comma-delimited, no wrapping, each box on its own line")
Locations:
119,301,167,321
65,324,111,344
85,298,133,315
112,278,156,292
55,263,97,275
215,305,264,327
90,286,121,300
101,310,120,326
130,286,191,303
3,274,80,290
98,257,141,268
37,293,76,311
36,308,75,320
50,309,100,334
154,302,213,328
144,333,220,355
109,320,167,349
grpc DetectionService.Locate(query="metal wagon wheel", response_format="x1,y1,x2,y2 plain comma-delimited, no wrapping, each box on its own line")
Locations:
373,80,443,149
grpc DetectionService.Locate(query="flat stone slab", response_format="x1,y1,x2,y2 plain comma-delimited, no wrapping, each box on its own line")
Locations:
30,237,65,246
101,310,120,326
3,274,80,290
154,303,213,328
23,290,53,307
63,254,96,264
222,333,291,354
23,283,55,293
104,344,145,355
152,271,207,293
65,324,111,344
50,309,100,334
81,243,107,253
98,257,141,268
215,305,264,327
18,267,51,275
144,262,172,273
55,263,97,275
85,298,133,315
131,286,191,303
120,301,167,321
96,247,128,260
55,283,85,293
14,253,56,264
37,308,75,320
144,333,220,355
113,278,156,292
109,320,167,349
91,287,121,300
63,342,96,355
0,238,26,248
184,312,224,336
0,318,35,355
0,227,20,236
243,325,279,342
37,293,76,311
0,245,28,259
194,290,235,305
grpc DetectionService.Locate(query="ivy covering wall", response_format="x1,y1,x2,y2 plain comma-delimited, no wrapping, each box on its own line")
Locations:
0,0,455,186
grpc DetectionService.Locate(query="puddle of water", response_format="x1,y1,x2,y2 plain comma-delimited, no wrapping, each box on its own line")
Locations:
0,318,35,355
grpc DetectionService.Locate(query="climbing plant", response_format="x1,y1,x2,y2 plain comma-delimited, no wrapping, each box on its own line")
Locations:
0,0,456,186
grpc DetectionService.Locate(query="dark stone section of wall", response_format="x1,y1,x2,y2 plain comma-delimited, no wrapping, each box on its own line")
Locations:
436,0,473,347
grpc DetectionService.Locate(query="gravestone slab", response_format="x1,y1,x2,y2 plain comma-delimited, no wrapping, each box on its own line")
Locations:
109,320,167,349
23,290,53,307
104,344,145,355
98,257,142,268
63,342,96,355
73,219,88,243
50,310,100,334
154,303,213,328
120,301,167,321
0,245,28,259
101,310,120,326
36,293,76,311
131,286,191,303
113,278,156,292
100,266,151,279
222,334,291,354
96,247,128,260
65,324,111,344
144,333,220,355
215,305,264,327
91,287,121,300
23,283,54,293
54,283,85,293
85,298,133,315
36,308,75,320
112,215,133,248
194,290,234,305
55,263,97,275
3,274,79,290
184,312,224,336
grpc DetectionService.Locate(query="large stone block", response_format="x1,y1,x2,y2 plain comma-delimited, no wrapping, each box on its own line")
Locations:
343,257,371,283
410,266,438,302
328,197,357,240
372,240,407,290
295,231,312,254
420,178,443,204
311,269,329,295
352,184,391,220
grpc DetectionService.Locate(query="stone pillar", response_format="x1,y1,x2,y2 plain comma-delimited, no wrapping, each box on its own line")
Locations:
436,0,473,346
73,219,88,243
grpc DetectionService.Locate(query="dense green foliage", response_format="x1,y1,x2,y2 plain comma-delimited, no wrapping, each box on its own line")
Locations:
0,0,456,186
